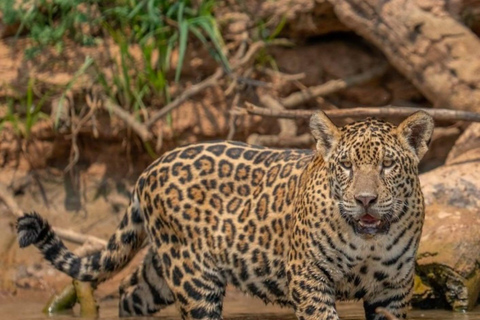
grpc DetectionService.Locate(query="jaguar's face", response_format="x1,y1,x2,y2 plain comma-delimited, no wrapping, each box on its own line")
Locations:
329,127,414,235
309,111,434,236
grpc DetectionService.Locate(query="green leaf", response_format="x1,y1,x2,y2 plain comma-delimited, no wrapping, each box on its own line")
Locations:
175,20,189,82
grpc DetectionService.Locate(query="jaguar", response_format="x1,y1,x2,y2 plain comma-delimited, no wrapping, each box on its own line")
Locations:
17,111,434,320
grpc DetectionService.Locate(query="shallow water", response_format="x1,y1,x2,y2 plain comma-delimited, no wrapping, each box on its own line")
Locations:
2,299,480,320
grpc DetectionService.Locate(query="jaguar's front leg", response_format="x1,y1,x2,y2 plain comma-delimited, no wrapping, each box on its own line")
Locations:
288,264,339,320
363,277,413,320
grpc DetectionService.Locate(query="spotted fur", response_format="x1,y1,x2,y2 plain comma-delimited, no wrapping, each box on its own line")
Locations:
17,111,434,320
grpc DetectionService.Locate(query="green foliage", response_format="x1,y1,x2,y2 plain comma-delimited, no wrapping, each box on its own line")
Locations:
0,78,49,139
0,0,285,158
252,16,287,70
1,0,100,58
0,0,229,139
1,0,229,80
98,0,229,109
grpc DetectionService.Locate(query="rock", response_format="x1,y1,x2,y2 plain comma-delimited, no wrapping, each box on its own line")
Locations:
413,125,480,311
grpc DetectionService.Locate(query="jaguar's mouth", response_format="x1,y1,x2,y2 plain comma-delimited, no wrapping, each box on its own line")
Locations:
354,213,389,235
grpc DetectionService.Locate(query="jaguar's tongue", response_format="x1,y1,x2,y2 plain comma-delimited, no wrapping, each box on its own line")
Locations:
360,214,379,225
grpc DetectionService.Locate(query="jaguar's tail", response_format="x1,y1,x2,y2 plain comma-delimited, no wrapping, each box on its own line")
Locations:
16,191,146,283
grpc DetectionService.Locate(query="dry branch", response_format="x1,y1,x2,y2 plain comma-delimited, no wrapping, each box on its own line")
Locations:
102,98,152,142
246,94,302,147
233,39,292,69
243,103,480,122
247,133,313,148
145,68,224,129
0,183,106,247
280,63,388,109
260,95,297,136
52,229,106,247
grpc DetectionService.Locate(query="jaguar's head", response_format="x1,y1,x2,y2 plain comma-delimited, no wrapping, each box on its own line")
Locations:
310,111,434,236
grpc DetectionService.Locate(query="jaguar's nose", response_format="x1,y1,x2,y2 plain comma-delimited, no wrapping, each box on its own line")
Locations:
355,193,378,208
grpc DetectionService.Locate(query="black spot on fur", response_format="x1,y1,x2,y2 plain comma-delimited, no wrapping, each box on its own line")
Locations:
206,144,226,156
179,146,204,159
121,231,136,245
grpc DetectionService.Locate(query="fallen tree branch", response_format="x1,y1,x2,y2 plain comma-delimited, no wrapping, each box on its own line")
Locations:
260,95,297,136
233,39,293,68
243,102,480,122
246,133,313,148
145,68,224,129
102,98,152,142
281,63,388,109
0,183,106,246
247,94,301,147
53,229,106,247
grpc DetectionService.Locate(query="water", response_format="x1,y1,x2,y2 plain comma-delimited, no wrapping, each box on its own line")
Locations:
2,299,480,320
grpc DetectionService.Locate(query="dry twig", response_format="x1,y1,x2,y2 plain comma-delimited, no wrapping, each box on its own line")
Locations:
280,64,388,109
102,98,152,142
145,68,224,129
247,94,303,147
227,93,241,140
259,67,306,82
243,103,480,122
64,101,99,173
247,133,313,148
260,95,297,137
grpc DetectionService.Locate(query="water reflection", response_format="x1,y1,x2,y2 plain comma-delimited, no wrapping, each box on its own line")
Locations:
1,300,479,320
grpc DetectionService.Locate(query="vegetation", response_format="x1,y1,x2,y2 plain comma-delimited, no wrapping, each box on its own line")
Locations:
0,0,230,133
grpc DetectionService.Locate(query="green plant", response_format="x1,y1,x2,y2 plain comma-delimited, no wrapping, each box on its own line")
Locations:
1,0,230,159
0,78,49,139
101,0,229,102
252,16,288,70
2,0,229,108
1,0,100,58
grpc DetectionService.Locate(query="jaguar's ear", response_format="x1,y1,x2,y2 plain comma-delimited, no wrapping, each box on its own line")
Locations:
310,111,341,160
396,111,434,161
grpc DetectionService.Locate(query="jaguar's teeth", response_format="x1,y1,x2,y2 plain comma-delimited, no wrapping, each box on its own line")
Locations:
358,220,381,227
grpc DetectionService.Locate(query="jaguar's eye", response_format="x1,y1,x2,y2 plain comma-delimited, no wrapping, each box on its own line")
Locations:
340,160,352,169
382,159,394,168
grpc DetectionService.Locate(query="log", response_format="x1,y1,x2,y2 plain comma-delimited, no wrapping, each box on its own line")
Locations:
413,125,480,311
446,123,480,164
328,0,480,112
